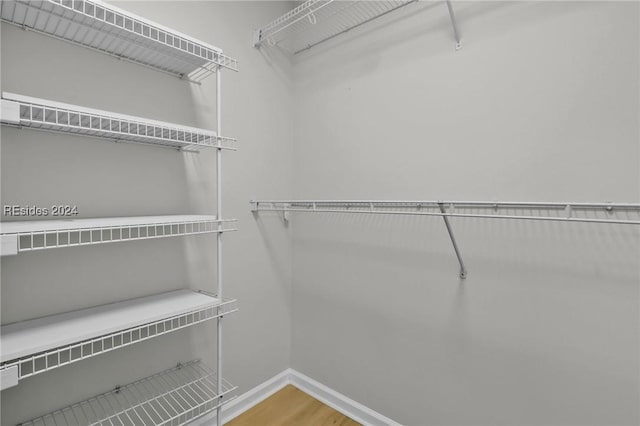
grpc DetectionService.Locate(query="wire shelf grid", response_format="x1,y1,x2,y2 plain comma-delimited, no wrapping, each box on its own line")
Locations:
0,217,236,254
251,200,640,225
18,360,237,426
1,298,238,384
254,0,419,54
1,0,238,80
2,94,237,151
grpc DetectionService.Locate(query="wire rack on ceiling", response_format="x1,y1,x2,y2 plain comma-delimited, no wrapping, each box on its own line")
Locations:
253,0,461,54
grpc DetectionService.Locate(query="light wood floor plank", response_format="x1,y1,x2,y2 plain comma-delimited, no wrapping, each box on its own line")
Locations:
227,384,361,426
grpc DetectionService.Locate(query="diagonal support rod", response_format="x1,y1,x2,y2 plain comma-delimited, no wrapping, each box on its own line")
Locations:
445,0,462,50
438,202,467,279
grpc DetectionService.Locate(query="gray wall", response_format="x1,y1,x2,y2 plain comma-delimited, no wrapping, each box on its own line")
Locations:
1,1,294,424
290,1,639,425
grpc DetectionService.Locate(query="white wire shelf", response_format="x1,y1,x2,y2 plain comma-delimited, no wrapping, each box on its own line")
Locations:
252,199,640,279
0,290,238,390
17,359,237,426
251,200,640,225
0,215,237,256
1,0,238,80
253,0,461,54
1,92,237,152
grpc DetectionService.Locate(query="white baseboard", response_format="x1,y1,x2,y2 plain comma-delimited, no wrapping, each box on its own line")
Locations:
289,370,402,426
193,368,401,426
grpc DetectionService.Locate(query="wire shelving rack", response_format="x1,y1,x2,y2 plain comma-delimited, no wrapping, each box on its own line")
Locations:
0,0,238,82
253,0,462,54
18,360,238,426
1,93,237,152
0,291,238,390
0,216,236,256
1,1,239,424
251,200,640,225
251,200,640,279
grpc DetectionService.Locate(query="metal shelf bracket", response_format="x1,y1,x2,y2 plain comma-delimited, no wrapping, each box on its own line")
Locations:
437,202,467,279
445,0,462,50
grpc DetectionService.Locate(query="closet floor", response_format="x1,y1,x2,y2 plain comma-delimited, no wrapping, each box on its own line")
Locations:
227,384,361,426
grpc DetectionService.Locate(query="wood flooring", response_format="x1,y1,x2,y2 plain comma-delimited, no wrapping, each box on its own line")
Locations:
226,384,361,426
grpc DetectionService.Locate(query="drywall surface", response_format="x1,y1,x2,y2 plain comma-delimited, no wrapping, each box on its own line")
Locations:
290,2,640,425
0,1,294,424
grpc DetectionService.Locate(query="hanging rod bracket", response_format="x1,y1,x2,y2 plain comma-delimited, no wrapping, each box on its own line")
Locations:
252,201,290,225
438,202,467,279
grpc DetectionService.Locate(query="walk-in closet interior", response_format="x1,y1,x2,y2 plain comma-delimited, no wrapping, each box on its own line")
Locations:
1,1,638,425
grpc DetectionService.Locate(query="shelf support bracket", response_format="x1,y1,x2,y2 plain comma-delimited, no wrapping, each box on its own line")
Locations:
438,202,467,279
445,0,462,50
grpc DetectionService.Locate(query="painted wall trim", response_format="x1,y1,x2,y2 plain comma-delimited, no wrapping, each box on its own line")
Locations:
289,369,403,426
193,368,402,426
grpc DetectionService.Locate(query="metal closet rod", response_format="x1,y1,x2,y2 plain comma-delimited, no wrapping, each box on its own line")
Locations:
252,200,640,208
251,199,640,279
251,200,640,224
